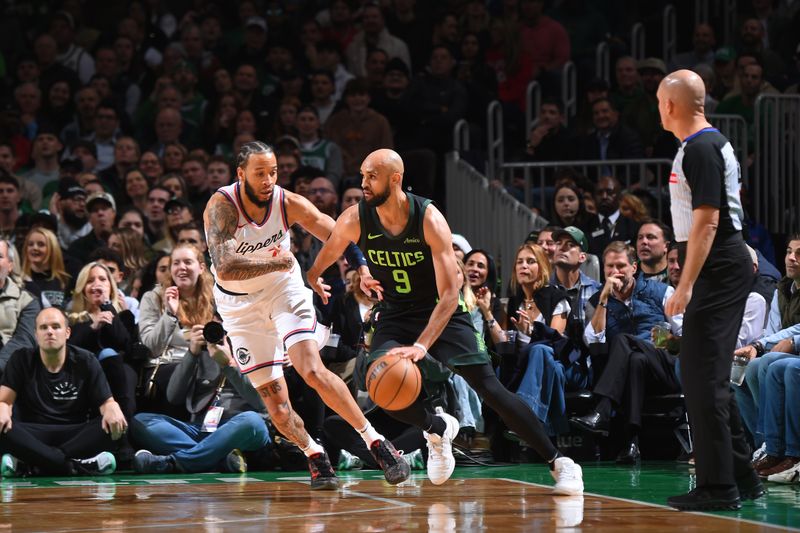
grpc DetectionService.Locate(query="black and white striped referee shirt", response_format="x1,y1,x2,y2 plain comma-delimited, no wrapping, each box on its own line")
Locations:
669,127,744,243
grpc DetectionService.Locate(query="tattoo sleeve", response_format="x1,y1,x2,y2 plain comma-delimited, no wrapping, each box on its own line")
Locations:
204,195,294,281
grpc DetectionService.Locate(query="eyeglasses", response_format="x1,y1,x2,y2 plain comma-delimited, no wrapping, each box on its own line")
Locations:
166,206,187,214
309,188,334,196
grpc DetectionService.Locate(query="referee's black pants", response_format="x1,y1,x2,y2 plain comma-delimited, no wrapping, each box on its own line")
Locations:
593,333,681,429
680,238,754,489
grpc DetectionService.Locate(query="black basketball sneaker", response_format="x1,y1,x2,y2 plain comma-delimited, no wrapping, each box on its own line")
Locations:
370,439,411,485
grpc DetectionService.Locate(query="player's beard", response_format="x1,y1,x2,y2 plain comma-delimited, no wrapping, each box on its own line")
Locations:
244,179,271,208
365,188,390,208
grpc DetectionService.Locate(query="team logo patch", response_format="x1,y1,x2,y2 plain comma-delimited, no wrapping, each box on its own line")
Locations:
236,347,252,366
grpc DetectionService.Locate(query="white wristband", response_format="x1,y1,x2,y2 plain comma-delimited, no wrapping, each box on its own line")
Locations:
413,342,428,354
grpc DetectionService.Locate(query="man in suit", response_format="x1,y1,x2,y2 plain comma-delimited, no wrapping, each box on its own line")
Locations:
572,98,644,180
586,176,640,261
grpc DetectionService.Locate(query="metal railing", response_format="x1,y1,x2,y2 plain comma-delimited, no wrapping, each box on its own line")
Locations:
694,0,709,26
561,61,577,120
498,159,673,219
525,81,542,134
595,41,610,83
446,152,548,289
753,94,800,233
453,119,469,153
707,114,749,185
486,101,504,182
631,23,645,60
720,0,736,49
662,4,676,65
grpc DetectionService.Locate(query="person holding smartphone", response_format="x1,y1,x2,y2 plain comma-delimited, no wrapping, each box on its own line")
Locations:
67,263,137,434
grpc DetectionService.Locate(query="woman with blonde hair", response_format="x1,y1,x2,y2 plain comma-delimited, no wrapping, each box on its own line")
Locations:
22,227,72,308
68,262,137,420
506,243,570,334
137,244,215,415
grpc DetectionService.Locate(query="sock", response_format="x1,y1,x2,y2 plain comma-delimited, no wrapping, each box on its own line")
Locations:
357,422,383,447
425,414,447,437
299,435,325,458
595,397,612,417
547,451,563,470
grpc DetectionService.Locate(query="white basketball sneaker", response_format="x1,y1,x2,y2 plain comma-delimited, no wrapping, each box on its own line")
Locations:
551,457,584,496
423,407,460,485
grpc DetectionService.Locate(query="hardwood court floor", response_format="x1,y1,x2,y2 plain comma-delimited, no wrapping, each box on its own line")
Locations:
1,463,798,532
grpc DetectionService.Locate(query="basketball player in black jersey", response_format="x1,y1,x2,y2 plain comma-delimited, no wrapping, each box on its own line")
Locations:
307,149,583,494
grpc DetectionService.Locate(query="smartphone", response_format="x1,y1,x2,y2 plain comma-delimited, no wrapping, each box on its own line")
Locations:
99,301,117,314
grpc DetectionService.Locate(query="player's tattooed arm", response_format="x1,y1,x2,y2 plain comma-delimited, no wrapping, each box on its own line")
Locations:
203,194,294,281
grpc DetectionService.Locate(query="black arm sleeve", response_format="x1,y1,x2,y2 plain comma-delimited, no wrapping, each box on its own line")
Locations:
682,141,725,209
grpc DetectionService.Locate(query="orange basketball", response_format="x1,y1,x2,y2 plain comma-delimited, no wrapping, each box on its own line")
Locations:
366,353,422,410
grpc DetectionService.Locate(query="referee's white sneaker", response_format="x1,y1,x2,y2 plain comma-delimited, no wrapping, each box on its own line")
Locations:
424,407,459,485
551,457,584,495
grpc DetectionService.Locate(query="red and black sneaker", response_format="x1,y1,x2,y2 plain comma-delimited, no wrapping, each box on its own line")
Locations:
369,439,411,485
307,452,339,490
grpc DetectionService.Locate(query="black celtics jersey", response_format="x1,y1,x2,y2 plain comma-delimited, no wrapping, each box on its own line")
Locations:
358,193,438,312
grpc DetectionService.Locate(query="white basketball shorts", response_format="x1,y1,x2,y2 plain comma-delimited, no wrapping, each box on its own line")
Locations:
213,275,327,388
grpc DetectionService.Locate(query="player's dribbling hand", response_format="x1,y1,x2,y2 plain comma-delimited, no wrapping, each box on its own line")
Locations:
387,345,426,362
360,274,384,301
665,286,691,317
309,277,332,304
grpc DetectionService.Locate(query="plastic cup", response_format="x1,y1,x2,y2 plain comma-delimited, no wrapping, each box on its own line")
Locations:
730,353,749,386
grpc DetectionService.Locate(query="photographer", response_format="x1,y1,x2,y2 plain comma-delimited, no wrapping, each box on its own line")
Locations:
130,322,271,474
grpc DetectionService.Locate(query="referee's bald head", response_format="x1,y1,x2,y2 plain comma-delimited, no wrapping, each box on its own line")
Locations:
657,69,707,134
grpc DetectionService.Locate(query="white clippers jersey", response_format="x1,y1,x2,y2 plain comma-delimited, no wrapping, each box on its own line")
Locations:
209,183,299,294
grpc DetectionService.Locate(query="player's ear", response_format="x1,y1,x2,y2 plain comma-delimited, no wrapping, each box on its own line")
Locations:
236,165,245,182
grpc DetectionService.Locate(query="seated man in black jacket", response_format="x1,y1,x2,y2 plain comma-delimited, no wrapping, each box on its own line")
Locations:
0,307,127,477
130,325,271,474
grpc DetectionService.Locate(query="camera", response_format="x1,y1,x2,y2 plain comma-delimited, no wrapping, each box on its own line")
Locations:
203,321,226,345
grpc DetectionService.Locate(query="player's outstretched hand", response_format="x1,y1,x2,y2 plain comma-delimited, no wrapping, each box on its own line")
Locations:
387,344,426,362
309,276,332,304
360,273,384,301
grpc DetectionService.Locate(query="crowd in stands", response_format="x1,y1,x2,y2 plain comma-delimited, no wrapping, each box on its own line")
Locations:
0,0,799,486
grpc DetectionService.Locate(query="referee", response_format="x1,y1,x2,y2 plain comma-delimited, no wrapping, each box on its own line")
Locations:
658,70,764,511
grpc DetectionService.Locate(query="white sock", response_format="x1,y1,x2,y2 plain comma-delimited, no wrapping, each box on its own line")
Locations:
357,422,383,447
299,435,325,457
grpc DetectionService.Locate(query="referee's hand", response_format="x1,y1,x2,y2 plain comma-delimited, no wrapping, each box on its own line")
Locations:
665,286,692,317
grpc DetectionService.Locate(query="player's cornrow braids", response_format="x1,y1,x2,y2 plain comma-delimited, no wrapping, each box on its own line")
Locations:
236,141,274,169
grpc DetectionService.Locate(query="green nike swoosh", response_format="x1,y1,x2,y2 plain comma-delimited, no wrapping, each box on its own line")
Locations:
367,233,383,240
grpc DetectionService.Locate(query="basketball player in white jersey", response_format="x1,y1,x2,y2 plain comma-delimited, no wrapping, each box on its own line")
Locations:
203,142,410,489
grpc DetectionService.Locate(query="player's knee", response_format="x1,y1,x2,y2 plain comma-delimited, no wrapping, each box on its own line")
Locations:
299,365,327,389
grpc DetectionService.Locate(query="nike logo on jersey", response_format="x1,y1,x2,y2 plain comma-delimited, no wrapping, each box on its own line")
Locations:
367,233,383,240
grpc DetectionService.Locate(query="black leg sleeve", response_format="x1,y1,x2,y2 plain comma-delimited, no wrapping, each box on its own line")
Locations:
458,363,559,462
